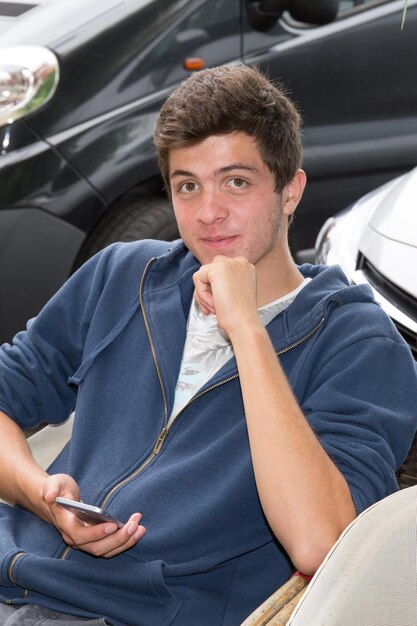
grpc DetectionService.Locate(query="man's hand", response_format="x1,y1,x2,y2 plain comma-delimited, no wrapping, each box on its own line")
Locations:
41,474,146,558
193,255,261,337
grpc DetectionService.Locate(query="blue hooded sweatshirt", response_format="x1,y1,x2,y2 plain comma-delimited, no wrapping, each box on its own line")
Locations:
0,240,416,626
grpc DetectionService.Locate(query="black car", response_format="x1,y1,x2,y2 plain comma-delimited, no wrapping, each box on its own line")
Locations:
1,0,416,341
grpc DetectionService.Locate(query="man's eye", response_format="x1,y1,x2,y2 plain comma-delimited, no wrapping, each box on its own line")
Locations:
229,177,247,189
178,181,198,193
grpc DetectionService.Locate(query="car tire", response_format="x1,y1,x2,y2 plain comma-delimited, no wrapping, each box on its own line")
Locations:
74,197,180,267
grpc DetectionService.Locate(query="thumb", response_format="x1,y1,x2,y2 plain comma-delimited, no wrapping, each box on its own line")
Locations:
43,474,79,504
193,268,215,315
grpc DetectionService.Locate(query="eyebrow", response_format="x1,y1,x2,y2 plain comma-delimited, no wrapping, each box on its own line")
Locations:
170,164,260,179
170,169,194,179
218,164,259,174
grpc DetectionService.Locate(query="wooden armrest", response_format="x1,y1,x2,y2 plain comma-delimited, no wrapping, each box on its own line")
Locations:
267,586,308,625
240,572,310,626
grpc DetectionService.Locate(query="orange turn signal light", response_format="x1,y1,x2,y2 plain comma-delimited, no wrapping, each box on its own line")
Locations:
183,57,206,71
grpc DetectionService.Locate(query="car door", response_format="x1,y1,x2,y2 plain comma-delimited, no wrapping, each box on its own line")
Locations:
242,0,417,254
0,0,242,342
42,0,242,208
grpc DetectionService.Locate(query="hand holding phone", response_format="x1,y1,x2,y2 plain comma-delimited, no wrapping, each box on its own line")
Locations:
55,497,124,529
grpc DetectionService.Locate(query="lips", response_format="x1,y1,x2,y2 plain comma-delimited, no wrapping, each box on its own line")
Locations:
201,235,237,243
200,235,237,248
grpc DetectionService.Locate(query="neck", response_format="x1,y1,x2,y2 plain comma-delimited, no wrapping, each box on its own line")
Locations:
255,241,304,308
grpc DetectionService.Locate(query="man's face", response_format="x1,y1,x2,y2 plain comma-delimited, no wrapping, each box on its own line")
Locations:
168,132,285,268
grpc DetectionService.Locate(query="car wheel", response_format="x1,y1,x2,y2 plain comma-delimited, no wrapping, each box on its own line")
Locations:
74,197,180,268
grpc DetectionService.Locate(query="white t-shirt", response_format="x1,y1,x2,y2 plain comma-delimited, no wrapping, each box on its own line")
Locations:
169,278,311,426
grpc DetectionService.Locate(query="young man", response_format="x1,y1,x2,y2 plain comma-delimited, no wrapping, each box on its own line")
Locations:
0,65,416,626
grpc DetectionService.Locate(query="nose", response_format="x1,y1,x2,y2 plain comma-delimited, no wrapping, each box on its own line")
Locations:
196,187,229,225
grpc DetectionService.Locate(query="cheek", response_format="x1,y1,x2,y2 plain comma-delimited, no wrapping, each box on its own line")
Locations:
172,211,196,248
250,204,282,235
247,209,282,255
172,205,187,229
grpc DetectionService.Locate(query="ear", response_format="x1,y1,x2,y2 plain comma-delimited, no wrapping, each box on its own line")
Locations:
281,169,307,217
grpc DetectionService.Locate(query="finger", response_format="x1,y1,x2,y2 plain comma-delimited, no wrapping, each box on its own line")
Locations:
193,270,215,314
79,521,146,558
43,485,60,504
66,513,144,555
194,292,215,315
63,510,131,545
43,474,80,503
43,476,66,503
211,254,231,264
61,519,119,547
102,524,147,559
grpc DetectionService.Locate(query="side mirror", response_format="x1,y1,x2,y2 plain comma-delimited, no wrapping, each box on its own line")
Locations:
246,0,289,32
175,28,210,53
290,0,339,25
246,0,339,32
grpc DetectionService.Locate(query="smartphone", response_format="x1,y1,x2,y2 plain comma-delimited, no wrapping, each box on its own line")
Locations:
55,497,124,528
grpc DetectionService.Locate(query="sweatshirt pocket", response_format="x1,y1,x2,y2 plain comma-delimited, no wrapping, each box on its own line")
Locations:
10,552,182,626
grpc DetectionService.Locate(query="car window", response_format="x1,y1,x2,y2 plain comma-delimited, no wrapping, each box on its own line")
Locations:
141,0,241,91
242,0,396,58
281,0,393,27
31,0,241,133
338,1,392,17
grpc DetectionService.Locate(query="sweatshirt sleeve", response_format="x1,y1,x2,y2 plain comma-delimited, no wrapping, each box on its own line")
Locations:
302,329,417,515
0,245,119,429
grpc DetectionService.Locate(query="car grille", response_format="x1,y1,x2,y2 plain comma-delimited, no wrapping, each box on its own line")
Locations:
357,254,417,359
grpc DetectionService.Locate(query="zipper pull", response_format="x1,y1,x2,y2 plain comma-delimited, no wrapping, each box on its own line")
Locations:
153,427,168,454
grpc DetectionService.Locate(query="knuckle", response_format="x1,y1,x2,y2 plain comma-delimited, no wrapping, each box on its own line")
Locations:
87,543,102,557
63,534,77,547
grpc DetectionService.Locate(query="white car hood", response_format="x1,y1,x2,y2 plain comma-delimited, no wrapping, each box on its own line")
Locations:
358,167,417,299
368,166,417,248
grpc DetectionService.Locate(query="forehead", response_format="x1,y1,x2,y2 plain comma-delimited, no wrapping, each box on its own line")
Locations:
168,132,266,176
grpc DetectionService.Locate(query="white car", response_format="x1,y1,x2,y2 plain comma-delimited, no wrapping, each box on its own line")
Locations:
315,167,417,360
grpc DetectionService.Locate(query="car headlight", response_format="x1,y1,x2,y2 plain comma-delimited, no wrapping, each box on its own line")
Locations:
0,45,59,128
315,216,337,266
315,208,359,278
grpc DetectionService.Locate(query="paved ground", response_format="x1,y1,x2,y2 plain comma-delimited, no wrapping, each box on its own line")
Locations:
28,414,74,470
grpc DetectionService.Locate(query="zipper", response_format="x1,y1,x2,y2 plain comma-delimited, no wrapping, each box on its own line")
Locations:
60,256,325,556
60,546,71,561
174,316,326,411
8,552,26,584
99,257,169,510
59,258,165,560
277,316,325,355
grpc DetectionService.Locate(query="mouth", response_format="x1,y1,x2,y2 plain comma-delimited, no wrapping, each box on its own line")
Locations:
200,235,237,247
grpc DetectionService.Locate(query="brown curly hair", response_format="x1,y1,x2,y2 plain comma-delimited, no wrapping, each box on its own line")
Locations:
153,64,302,197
